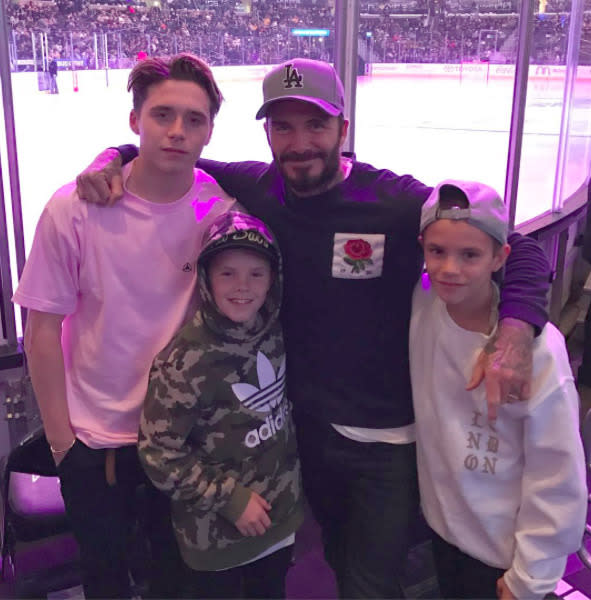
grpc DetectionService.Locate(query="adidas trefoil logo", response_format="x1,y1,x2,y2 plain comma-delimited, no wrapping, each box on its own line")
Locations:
232,351,285,412
232,352,288,448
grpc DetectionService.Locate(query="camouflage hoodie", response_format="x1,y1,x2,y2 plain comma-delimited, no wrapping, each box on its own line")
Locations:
138,212,303,572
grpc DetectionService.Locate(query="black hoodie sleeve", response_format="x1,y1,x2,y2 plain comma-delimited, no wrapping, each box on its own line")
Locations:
195,159,270,203
115,147,269,207
117,144,138,165
499,232,551,335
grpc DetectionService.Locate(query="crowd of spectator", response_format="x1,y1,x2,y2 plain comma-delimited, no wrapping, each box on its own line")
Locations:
360,11,591,63
6,0,591,69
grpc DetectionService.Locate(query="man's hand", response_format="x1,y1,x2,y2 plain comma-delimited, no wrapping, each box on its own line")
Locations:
467,317,534,421
76,148,123,206
234,492,272,536
496,576,517,600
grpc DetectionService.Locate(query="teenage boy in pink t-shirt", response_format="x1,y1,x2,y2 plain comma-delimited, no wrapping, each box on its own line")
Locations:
12,54,234,599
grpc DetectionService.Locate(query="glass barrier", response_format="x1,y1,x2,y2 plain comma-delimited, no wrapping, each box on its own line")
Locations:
515,1,569,225
355,12,518,192
4,1,591,254
562,12,591,205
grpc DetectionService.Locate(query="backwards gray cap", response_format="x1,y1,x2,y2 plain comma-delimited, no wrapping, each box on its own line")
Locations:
420,180,509,245
255,58,345,120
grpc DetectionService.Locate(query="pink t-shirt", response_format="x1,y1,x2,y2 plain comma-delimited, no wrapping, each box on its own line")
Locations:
13,163,235,448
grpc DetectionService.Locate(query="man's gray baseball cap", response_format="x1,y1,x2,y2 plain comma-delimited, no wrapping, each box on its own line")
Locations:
255,58,345,120
420,180,509,245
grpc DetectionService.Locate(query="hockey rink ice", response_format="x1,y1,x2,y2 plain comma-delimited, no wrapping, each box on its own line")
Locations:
4,64,591,257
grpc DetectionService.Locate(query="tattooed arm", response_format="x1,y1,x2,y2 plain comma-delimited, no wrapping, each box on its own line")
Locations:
468,232,550,420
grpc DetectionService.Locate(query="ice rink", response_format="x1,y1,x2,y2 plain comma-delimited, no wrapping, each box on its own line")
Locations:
4,64,591,255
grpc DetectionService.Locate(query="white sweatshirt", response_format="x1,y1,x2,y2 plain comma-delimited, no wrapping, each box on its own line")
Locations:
410,278,587,599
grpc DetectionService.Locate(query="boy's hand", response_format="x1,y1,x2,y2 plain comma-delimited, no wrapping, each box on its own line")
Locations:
496,576,516,600
467,317,534,421
234,492,272,537
49,434,76,466
76,148,123,206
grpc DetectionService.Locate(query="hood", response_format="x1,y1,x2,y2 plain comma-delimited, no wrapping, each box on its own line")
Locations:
197,211,282,343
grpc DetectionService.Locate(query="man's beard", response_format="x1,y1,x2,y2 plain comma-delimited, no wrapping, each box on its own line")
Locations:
275,142,341,196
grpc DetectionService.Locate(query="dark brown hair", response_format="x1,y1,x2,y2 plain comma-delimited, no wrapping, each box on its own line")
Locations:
127,53,223,119
438,185,469,211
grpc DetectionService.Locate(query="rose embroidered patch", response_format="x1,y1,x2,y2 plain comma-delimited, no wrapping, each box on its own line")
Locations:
332,233,384,279
344,239,373,273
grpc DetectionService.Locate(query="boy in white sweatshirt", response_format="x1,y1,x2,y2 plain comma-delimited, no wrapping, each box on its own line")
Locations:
410,180,587,599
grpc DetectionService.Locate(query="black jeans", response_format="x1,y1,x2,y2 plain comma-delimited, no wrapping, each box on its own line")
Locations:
181,545,294,599
431,531,505,599
579,302,591,387
295,414,420,599
57,439,183,599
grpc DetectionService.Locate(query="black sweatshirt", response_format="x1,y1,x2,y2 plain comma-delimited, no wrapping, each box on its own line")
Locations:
119,147,551,428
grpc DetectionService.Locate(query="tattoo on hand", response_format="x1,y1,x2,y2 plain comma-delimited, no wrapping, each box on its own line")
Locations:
487,326,531,372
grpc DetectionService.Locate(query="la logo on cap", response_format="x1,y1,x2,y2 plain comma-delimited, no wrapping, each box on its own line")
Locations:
283,64,303,89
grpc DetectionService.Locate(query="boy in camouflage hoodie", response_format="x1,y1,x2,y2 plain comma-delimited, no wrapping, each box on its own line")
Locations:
139,211,303,598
